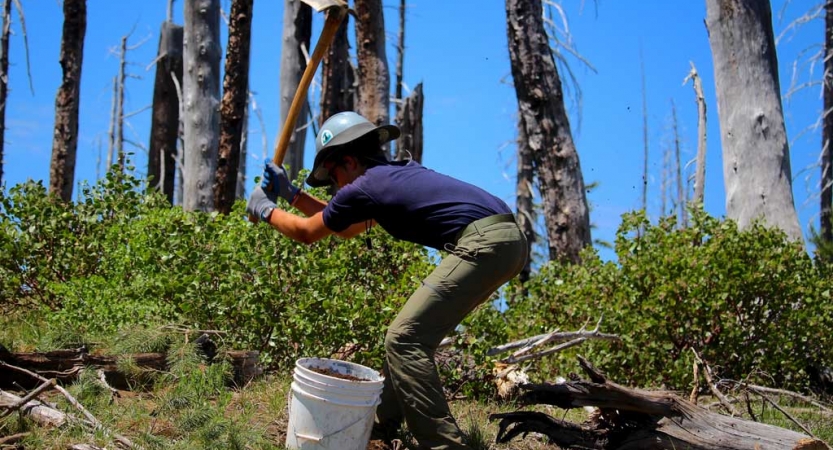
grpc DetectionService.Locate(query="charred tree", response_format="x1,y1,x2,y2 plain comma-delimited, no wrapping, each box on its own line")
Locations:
214,0,253,214
355,0,391,153
505,0,591,263
147,21,183,204
319,14,353,125
279,0,311,181
106,76,117,170
115,36,127,171
0,0,10,186
394,0,405,118
706,0,803,243
821,1,833,250
182,0,221,212
236,95,248,199
515,112,535,289
671,100,686,225
394,82,422,162
48,0,86,202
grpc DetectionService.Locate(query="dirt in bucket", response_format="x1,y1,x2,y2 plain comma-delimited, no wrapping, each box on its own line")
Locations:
307,367,373,381
309,366,377,382
366,439,394,450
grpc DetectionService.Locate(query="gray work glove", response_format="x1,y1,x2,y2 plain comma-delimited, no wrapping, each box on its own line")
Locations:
262,161,300,204
246,186,278,222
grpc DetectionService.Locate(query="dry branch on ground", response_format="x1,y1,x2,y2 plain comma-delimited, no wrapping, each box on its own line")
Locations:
490,356,829,450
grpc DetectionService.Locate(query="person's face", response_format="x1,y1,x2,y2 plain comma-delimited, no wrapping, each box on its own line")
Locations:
324,155,363,188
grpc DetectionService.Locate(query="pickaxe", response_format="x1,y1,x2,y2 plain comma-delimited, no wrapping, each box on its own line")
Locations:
273,0,348,168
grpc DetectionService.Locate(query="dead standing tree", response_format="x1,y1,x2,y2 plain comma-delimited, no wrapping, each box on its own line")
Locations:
214,0,253,214
0,0,10,186
392,0,424,163
279,0,311,181
505,0,591,263
49,0,86,202
393,0,405,121
515,113,535,288
822,1,833,249
319,8,353,126
706,0,803,243
0,0,32,186
683,62,707,209
355,0,391,155
147,16,184,204
395,82,423,162
182,0,221,212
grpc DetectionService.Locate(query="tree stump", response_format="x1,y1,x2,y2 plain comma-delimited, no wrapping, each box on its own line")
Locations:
490,356,828,450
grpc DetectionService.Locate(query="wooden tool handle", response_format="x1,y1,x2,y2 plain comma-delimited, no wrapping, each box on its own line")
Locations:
272,6,347,167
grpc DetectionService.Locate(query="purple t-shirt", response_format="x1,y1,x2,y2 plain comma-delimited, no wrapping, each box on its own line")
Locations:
322,161,511,250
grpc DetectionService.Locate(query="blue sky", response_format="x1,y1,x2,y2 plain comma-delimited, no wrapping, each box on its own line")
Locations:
0,0,824,261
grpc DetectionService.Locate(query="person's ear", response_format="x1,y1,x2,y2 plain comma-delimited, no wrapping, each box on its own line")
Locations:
344,155,359,170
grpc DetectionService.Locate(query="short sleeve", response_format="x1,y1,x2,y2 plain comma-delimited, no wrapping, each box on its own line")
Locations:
322,183,375,232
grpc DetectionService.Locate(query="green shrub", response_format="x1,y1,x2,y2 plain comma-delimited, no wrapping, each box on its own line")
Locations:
0,169,434,371
6,170,830,394
471,209,833,392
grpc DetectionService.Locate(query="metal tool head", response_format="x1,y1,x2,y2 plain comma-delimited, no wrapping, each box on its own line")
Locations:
300,0,348,12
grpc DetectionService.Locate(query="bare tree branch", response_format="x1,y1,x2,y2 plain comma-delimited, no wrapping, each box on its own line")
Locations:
10,0,32,94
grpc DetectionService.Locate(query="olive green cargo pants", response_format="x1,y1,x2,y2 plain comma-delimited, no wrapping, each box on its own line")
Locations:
374,215,528,450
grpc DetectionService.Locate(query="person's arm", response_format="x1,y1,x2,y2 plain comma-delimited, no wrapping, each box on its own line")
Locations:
264,207,369,243
289,191,374,239
264,209,331,244
259,162,374,240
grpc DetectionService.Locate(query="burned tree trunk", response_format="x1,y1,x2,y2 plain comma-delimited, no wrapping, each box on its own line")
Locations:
705,0,803,243
821,1,833,251
0,0,10,187
394,0,405,118
490,357,827,450
279,0,311,181
516,112,535,288
49,0,86,202
147,21,183,204
319,14,353,125
214,0,253,214
115,36,127,172
355,0,391,152
394,82,422,163
236,94,248,199
182,0,221,212
505,0,591,263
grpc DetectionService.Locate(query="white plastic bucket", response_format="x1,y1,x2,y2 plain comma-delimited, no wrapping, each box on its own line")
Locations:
285,358,384,450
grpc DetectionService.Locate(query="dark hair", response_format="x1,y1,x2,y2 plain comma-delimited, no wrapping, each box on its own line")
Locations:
336,134,390,168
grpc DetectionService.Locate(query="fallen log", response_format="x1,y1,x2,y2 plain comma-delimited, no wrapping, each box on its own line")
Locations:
0,390,66,427
490,356,829,450
0,344,261,390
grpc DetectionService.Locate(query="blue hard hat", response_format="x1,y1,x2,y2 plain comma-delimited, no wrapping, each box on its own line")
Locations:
307,112,400,187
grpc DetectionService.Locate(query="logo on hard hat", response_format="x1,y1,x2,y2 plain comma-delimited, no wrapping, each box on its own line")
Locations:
321,130,334,145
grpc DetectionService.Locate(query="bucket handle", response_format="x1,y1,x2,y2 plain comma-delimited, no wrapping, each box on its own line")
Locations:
292,408,376,443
